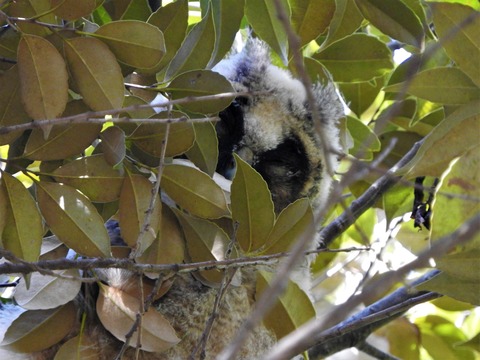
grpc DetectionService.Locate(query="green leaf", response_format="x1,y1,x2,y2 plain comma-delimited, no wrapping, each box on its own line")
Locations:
418,272,480,306
263,198,314,255
147,0,188,71
399,100,480,178
173,209,231,286
290,0,336,46
256,270,316,339
104,0,151,21
185,121,218,177
245,0,290,64
165,5,215,80
354,0,425,49
64,37,125,111
17,34,68,138
24,101,102,161
345,115,381,160
231,154,275,253
384,67,480,105
339,77,385,117
323,0,364,47
0,66,31,146
167,70,234,114
314,34,393,82
94,20,166,70
431,2,480,86
118,172,161,252
0,302,76,353
53,154,125,203
99,126,126,167
129,111,195,157
8,0,57,36
161,164,230,219
51,0,96,20
36,181,111,257
0,172,43,262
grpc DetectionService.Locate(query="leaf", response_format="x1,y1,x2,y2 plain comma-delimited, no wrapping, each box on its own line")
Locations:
17,34,69,138
99,126,126,167
0,66,31,146
104,0,151,21
376,318,421,360
345,115,381,160
94,20,165,70
256,270,316,339
314,34,394,82
118,172,161,252
51,0,97,20
161,164,230,219
0,172,43,262
53,154,125,203
24,101,102,161
207,0,245,67
97,283,180,352
0,302,76,353
64,37,125,111
290,0,336,46
399,100,480,178
354,0,425,49
167,70,234,114
54,334,100,360
185,121,219,177
323,0,364,47
173,209,231,286
8,0,57,36
231,154,275,253
147,0,188,71
338,77,385,117
14,269,82,310
384,67,480,105
36,181,111,257
263,198,314,255
245,0,290,64
431,2,480,86
165,5,215,80
129,111,195,158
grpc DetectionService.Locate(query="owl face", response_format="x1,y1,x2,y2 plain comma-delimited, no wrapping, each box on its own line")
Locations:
214,39,344,212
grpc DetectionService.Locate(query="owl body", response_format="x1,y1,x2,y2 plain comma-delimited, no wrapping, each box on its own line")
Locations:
0,39,343,360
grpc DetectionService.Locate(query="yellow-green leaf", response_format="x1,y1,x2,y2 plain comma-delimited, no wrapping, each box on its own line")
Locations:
64,37,124,111
290,0,336,46
0,172,43,262
0,302,76,353
384,67,480,105
8,0,56,36
17,34,68,137
36,181,111,257
231,154,275,253
245,0,290,64
95,20,165,70
167,70,234,114
354,0,425,49
263,198,314,255
344,115,381,160
118,172,161,251
314,34,393,82
431,2,480,86
53,154,125,203
24,101,102,161
97,283,180,352
185,121,219,177
51,0,96,20
0,66,31,145
323,0,364,47
161,164,230,219
256,270,316,339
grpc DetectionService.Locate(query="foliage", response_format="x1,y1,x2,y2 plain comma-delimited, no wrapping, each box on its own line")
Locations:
0,0,479,359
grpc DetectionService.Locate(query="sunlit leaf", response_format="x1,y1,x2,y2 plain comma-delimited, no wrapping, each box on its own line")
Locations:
0,172,43,262
161,164,230,219
323,0,364,47
245,0,290,64
290,0,336,46
338,77,385,117
0,302,76,353
36,181,111,257
97,283,180,352
53,154,125,203
256,270,316,339
344,115,381,160
95,20,165,70
376,318,421,360
64,37,125,111
231,154,275,252
167,70,234,114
